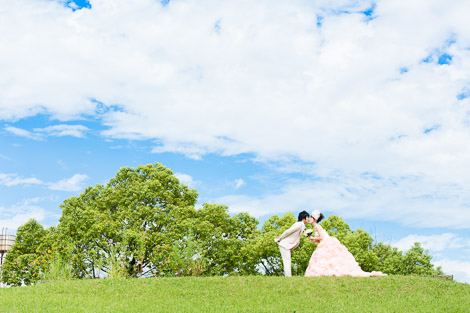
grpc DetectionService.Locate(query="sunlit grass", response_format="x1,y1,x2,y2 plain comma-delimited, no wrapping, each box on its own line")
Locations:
0,276,469,312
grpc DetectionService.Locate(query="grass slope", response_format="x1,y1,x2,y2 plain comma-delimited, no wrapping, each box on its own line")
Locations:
0,276,469,312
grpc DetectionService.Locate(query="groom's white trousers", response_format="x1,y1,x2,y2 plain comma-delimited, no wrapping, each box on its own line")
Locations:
279,246,292,277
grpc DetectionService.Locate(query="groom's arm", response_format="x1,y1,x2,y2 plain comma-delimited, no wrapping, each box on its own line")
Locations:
278,222,302,241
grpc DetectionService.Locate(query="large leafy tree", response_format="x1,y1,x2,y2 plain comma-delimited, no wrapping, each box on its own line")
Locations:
153,204,259,277
192,204,259,275
1,219,46,286
2,219,84,285
56,163,198,278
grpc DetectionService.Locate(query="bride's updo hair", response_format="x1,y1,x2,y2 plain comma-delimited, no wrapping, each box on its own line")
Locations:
315,213,324,223
311,210,324,223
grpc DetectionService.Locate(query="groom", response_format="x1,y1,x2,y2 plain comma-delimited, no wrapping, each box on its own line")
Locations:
275,211,310,277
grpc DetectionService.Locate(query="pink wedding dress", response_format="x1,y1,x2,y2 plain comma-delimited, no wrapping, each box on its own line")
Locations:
305,224,386,277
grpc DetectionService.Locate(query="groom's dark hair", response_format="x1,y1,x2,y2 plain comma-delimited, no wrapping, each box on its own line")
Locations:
298,211,310,221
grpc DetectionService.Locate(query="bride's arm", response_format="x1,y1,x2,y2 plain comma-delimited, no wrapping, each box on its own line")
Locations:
309,224,323,242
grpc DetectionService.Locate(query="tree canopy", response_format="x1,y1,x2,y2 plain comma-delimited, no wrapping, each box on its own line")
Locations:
1,162,443,285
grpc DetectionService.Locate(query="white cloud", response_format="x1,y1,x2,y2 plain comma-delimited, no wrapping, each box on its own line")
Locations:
152,144,208,160
0,173,43,186
5,124,89,139
0,172,89,192
47,173,89,191
234,178,245,189
0,200,46,231
1,0,470,227
174,172,198,187
393,233,470,252
0,153,11,160
215,176,470,229
34,124,90,138
4,126,40,140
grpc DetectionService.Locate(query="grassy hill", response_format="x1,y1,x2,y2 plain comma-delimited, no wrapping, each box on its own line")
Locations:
0,276,469,312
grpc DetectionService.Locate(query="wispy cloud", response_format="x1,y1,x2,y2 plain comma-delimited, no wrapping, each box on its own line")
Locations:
5,124,89,140
0,173,43,186
393,233,470,252
47,173,89,191
234,178,245,189
152,144,208,161
0,172,88,192
174,172,199,188
34,124,90,138
0,199,46,230
4,126,41,140
0,153,11,160
216,174,470,229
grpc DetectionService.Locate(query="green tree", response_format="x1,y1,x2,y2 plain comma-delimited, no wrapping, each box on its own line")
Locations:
373,242,443,276
56,163,198,278
321,215,353,240
373,242,406,275
185,204,259,276
1,219,46,286
144,204,259,277
401,242,442,275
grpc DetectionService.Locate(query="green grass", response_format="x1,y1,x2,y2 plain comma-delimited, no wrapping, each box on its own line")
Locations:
0,276,469,312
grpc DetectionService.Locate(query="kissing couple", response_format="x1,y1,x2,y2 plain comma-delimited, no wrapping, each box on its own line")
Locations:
275,210,386,277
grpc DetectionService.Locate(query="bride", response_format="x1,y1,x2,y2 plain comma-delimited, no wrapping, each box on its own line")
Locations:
305,210,387,277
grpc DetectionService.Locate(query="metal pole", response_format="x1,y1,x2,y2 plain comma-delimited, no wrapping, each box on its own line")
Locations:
0,228,5,284
0,228,5,266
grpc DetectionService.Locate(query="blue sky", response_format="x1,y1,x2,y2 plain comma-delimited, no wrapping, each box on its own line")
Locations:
1,0,470,283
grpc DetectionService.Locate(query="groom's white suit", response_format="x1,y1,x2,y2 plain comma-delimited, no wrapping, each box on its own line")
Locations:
276,221,305,277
